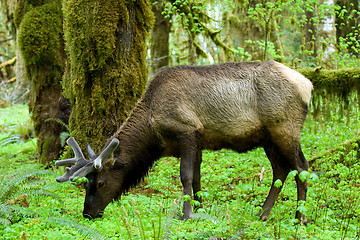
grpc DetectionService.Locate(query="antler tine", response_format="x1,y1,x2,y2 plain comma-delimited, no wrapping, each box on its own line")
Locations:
93,138,119,170
69,162,95,181
87,144,97,161
56,158,92,182
55,137,92,182
55,137,86,166
66,137,86,160
56,167,74,182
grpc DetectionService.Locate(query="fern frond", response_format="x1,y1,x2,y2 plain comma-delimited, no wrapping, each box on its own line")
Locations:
46,217,109,240
0,202,35,225
25,189,63,205
0,217,11,225
0,202,12,218
0,168,53,202
192,212,221,223
60,132,70,147
0,134,21,147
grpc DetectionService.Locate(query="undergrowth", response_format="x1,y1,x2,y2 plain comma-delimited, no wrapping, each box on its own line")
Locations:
0,104,359,239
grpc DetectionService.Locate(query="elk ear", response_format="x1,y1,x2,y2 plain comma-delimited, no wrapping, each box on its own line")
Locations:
104,154,116,167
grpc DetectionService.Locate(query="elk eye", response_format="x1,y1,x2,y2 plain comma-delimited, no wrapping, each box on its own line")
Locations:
97,181,105,189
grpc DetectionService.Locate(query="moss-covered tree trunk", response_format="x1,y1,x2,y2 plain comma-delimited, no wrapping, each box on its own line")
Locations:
62,0,153,152
17,0,69,165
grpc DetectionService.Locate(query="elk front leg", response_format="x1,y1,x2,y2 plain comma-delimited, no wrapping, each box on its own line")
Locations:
259,167,289,220
179,131,201,220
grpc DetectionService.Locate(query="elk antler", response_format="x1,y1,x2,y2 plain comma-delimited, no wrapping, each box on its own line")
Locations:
93,139,120,169
55,137,119,182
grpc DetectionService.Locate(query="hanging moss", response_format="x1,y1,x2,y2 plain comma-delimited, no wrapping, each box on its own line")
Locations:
300,68,360,95
63,0,154,152
298,67,360,121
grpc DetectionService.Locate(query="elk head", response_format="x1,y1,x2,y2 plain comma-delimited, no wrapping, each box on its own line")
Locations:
55,137,120,219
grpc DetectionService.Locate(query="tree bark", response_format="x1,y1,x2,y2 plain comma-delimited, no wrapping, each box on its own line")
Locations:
150,1,171,75
305,5,317,57
62,0,153,153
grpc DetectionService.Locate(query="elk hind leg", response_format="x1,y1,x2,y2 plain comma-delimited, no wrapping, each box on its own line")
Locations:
192,148,203,211
260,143,290,220
293,144,308,224
179,131,201,220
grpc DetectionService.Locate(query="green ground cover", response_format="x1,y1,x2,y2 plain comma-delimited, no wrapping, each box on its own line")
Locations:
0,104,359,239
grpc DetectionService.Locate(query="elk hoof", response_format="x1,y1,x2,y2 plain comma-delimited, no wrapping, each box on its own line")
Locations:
257,209,270,221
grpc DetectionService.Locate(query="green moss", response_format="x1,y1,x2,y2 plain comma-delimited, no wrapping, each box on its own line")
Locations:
63,0,153,151
14,0,26,28
39,136,52,161
27,0,45,6
298,67,360,119
17,0,64,103
299,68,360,100
13,0,52,28
17,1,63,68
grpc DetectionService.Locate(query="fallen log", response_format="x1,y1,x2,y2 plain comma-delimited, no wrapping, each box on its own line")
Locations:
309,132,360,166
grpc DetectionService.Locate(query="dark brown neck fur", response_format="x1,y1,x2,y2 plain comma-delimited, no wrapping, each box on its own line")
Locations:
111,100,162,193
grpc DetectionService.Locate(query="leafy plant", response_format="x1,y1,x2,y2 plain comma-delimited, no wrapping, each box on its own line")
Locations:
45,217,107,240
118,199,166,240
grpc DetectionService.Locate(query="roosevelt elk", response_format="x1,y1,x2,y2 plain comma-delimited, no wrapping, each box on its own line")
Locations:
55,61,312,223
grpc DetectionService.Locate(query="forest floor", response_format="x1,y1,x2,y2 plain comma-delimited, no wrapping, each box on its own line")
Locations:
0,104,360,239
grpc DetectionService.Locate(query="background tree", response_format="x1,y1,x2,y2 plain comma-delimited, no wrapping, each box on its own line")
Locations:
15,0,69,165
318,0,337,68
0,0,28,107
150,0,358,69
304,1,318,59
158,0,235,65
150,0,171,75
335,0,360,57
62,0,153,153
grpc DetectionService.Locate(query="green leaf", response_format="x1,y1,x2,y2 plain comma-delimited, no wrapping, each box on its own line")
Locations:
299,171,310,182
274,179,283,188
288,170,298,180
182,194,191,202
